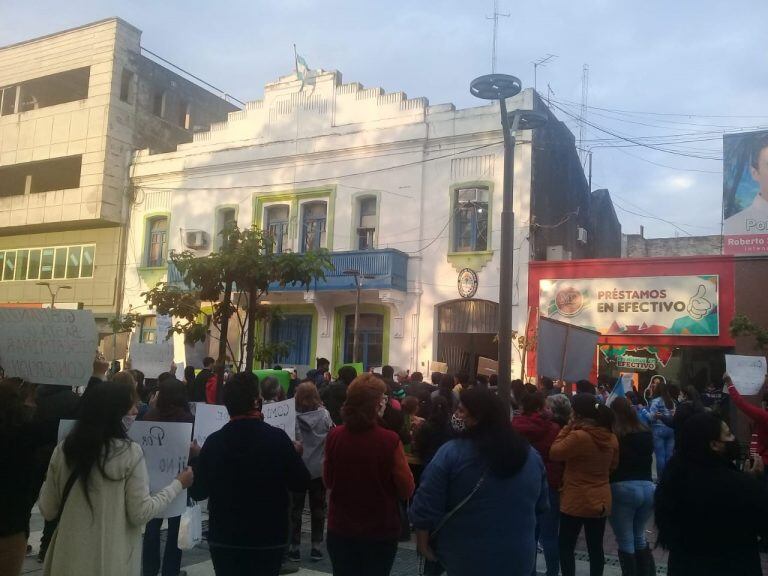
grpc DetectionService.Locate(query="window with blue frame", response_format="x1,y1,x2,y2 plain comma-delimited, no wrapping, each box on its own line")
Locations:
265,205,290,253
146,216,168,267
453,187,489,252
301,201,327,252
270,315,312,366
139,316,157,344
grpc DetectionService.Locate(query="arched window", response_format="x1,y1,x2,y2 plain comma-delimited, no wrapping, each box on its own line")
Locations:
146,216,168,267
301,201,327,252
265,205,290,253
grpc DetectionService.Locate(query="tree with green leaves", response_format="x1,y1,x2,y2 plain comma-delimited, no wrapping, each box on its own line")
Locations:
730,313,768,351
142,225,332,381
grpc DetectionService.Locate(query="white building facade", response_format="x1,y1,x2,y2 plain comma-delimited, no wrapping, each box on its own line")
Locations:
124,70,536,377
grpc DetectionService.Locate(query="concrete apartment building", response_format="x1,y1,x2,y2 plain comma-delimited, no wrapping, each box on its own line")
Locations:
123,69,620,376
0,18,237,348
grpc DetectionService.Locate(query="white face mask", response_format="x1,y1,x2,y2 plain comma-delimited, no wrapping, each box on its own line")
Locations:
451,413,466,433
122,414,137,432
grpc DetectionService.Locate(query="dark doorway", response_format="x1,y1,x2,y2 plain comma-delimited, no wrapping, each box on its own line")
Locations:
343,313,384,369
436,299,498,377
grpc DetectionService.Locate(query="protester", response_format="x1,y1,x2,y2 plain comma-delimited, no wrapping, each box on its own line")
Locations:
190,371,309,576
725,374,768,467
655,413,768,575
406,372,433,418
645,381,676,479
576,379,598,396
511,391,563,576
608,398,655,576
400,396,424,450
321,365,356,425
540,376,556,397
511,379,527,416
661,385,705,446
323,374,415,576
260,376,285,403
413,396,454,466
289,382,334,563
38,372,192,576
183,365,196,392
431,373,458,412
140,378,195,576
701,379,727,416
33,383,81,563
0,378,45,576
550,393,619,576
190,357,215,402
410,388,548,576
287,369,300,399
546,393,573,428
453,372,470,395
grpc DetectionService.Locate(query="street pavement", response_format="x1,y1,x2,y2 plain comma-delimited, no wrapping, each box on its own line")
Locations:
20,505,663,576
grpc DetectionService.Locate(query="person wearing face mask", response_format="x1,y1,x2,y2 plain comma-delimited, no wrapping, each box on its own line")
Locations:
410,388,548,576
323,373,415,576
655,413,768,576
37,371,193,576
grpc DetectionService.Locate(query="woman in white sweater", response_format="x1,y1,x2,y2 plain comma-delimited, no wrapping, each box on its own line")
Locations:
38,373,193,576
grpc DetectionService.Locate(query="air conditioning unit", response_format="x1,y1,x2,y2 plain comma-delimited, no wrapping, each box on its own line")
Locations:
577,227,588,244
184,230,209,249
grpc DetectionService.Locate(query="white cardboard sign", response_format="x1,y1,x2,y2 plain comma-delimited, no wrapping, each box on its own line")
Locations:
726,354,767,396
130,341,174,379
262,399,296,441
128,421,193,518
0,308,97,386
192,403,229,446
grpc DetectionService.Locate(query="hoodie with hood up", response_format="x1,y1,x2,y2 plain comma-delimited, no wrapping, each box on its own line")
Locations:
295,407,334,478
550,422,619,517
512,411,563,489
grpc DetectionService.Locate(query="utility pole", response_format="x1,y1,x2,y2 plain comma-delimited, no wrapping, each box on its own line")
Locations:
343,269,374,364
487,0,509,73
578,63,589,164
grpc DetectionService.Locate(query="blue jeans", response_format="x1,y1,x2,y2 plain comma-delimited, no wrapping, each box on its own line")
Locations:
609,481,655,554
535,487,560,576
652,426,674,479
142,516,182,576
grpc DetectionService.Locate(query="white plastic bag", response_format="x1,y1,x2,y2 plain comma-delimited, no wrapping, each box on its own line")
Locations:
177,502,202,550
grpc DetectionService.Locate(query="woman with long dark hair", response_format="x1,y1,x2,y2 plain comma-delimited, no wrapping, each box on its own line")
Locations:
608,398,655,576
38,372,193,576
410,388,548,576
655,413,768,575
550,393,618,576
645,381,676,479
413,396,453,466
324,374,415,576
430,373,458,412
140,378,194,576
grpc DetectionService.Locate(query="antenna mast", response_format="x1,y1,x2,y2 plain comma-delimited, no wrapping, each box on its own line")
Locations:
531,54,557,93
487,0,509,73
578,63,590,164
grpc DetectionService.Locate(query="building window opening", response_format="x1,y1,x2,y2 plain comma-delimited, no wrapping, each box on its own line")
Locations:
357,196,377,250
153,90,166,118
139,316,157,344
16,67,90,113
146,216,169,267
301,201,327,252
120,69,134,103
454,187,489,252
178,100,191,129
265,205,290,253
0,85,18,116
0,156,82,197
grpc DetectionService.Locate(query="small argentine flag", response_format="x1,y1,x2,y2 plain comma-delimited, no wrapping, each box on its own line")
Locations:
294,45,310,84
606,373,633,407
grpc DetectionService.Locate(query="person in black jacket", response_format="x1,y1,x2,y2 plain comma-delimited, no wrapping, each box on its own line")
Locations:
190,371,309,576
609,397,656,576
413,396,453,465
655,413,768,576
321,366,356,425
660,385,705,446
190,357,215,403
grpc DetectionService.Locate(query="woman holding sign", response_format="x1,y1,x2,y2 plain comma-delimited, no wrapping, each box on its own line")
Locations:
37,372,193,576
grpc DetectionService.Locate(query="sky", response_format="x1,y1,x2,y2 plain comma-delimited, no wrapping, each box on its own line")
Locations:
2,0,767,238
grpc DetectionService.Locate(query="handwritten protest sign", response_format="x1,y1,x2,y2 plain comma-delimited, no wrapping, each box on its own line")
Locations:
192,403,229,446
58,419,77,443
128,421,192,518
130,341,174,379
0,308,97,386
262,399,296,441
726,355,767,396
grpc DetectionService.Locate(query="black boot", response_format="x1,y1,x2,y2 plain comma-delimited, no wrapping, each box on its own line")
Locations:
635,546,656,576
617,550,637,576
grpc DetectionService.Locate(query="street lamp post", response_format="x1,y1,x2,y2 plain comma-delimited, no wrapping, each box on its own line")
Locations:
469,74,547,414
36,282,72,309
343,269,374,364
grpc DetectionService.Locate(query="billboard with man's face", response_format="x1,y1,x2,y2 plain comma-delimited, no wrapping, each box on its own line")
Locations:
723,129,768,254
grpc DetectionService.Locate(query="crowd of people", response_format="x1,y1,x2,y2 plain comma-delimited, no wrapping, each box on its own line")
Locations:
1,356,767,576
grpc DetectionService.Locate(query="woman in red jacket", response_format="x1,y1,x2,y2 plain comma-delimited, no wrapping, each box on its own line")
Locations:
324,373,415,576
725,374,768,466
512,391,563,576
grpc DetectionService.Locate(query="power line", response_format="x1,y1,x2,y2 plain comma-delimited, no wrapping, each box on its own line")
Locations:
553,98,768,120
612,201,694,237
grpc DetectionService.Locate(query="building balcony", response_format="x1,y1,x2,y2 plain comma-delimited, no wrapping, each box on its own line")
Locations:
168,248,408,293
